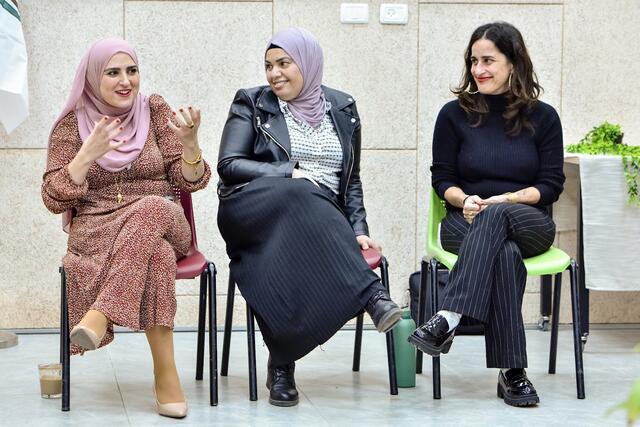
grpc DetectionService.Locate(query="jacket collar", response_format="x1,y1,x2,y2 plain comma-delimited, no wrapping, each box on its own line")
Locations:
256,85,355,114
255,86,357,163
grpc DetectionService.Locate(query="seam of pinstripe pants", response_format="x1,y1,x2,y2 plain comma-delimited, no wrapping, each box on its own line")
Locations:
439,203,556,368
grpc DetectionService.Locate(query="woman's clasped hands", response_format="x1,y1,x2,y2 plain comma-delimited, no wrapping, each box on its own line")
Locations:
463,193,515,224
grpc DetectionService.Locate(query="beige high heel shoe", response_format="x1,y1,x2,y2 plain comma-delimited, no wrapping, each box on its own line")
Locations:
153,384,188,419
69,325,104,351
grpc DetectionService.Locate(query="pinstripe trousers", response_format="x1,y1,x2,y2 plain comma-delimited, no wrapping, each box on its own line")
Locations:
439,203,556,368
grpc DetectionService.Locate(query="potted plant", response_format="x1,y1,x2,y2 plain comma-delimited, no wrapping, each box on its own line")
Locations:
566,122,640,205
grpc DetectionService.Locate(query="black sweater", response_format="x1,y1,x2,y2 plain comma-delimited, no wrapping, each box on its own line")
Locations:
431,95,565,208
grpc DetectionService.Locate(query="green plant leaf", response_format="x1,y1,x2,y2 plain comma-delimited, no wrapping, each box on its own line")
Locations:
607,378,640,424
566,122,640,205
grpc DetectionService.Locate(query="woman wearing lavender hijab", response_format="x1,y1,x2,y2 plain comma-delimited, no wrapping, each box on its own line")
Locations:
42,38,210,418
217,27,402,406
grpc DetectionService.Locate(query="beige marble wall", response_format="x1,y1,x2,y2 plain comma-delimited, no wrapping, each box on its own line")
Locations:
1,0,639,329
0,0,124,149
562,0,640,147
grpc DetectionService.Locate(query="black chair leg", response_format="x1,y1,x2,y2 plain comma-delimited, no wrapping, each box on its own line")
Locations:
430,259,441,399
538,275,552,331
60,267,70,412
221,275,236,377
548,272,562,374
384,328,399,396
246,303,258,401
352,313,364,372
380,257,398,395
569,260,586,399
416,258,429,374
195,270,208,381
207,262,218,406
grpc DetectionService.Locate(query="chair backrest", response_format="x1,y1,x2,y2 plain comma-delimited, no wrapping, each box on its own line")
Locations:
174,188,199,254
426,188,458,270
427,188,447,253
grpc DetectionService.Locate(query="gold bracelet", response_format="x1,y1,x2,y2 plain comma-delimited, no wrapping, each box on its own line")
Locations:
181,149,202,166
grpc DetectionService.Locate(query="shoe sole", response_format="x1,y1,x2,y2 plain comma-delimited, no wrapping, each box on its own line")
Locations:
407,333,453,356
375,307,403,333
70,327,99,351
266,383,299,407
497,382,540,407
268,397,299,407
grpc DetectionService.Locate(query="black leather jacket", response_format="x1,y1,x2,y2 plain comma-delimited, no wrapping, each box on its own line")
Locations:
217,85,369,236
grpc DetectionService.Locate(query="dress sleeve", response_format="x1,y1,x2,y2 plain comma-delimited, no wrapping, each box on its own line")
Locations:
533,106,565,206
430,103,461,199
41,113,89,214
150,94,211,193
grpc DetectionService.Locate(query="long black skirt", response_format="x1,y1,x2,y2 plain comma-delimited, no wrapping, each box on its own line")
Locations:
217,177,381,365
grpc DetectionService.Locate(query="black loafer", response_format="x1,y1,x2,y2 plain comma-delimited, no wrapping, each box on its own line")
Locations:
497,369,540,407
407,314,455,356
365,290,403,333
266,359,299,407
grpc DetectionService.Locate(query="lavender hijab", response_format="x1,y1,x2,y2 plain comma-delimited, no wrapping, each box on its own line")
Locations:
267,28,325,128
49,38,150,172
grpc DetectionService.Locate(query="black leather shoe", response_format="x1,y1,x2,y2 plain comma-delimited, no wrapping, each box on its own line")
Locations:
365,290,403,333
407,314,455,356
266,360,299,407
497,369,540,407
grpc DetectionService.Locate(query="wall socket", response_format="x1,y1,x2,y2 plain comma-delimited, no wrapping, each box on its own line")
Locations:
380,3,408,25
340,3,369,24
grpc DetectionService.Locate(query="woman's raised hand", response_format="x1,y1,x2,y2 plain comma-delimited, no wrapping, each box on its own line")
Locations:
167,106,201,150
78,116,126,163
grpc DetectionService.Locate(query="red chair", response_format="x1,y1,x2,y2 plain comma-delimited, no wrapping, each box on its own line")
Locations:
59,190,217,411
219,247,398,401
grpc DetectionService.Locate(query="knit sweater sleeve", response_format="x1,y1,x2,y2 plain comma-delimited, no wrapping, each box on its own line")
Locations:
430,102,460,199
533,105,565,206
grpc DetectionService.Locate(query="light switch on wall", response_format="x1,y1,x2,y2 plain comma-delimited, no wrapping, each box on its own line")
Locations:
340,3,369,24
380,3,408,25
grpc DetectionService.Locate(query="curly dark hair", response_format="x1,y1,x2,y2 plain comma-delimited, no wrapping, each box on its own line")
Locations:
452,22,542,136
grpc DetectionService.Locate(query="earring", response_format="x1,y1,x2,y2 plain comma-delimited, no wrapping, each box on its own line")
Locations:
508,73,513,91
466,82,479,95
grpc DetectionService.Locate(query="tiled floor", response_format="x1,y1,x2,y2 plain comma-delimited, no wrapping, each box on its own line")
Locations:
1,326,638,426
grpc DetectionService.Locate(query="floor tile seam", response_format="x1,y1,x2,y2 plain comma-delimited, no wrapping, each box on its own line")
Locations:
108,347,133,426
296,386,331,425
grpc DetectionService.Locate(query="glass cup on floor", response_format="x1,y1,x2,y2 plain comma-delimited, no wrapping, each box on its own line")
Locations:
38,363,62,399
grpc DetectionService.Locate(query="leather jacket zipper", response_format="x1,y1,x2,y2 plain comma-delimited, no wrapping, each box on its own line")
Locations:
343,145,354,203
257,116,290,160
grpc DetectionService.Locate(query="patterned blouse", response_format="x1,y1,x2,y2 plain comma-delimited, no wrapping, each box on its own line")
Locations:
279,99,343,194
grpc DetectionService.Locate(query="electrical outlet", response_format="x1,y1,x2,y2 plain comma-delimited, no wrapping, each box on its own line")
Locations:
340,3,369,24
380,3,408,25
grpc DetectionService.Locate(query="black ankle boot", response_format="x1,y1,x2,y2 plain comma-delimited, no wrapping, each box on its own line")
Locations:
266,359,299,407
497,369,540,407
365,290,403,333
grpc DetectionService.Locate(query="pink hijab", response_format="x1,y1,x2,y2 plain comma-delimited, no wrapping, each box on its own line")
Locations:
50,38,150,172
50,38,150,232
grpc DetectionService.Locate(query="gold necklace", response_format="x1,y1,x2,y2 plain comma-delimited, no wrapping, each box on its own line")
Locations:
113,172,124,203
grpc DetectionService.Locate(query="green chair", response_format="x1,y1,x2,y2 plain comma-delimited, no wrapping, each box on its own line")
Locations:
416,188,585,399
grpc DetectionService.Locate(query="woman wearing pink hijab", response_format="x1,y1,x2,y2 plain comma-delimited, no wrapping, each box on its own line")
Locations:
217,27,401,407
42,38,210,418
